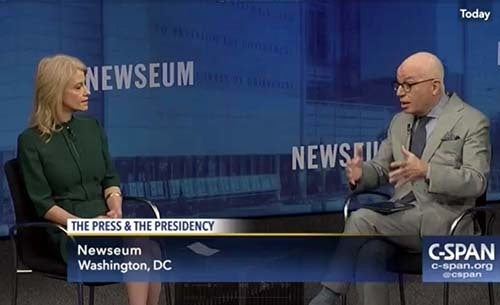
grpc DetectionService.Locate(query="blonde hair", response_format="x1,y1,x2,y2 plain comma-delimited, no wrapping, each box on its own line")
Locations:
29,54,86,141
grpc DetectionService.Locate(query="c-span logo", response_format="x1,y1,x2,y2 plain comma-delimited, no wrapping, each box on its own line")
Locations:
423,236,499,282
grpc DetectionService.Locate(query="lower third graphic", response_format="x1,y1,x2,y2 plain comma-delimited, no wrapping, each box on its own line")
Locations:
423,236,499,282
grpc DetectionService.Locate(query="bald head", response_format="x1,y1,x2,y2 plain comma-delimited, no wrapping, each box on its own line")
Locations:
398,52,444,84
395,52,446,116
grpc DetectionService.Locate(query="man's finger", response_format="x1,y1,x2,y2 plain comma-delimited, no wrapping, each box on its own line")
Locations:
401,145,413,158
389,166,406,176
390,161,406,169
389,167,405,182
354,145,363,160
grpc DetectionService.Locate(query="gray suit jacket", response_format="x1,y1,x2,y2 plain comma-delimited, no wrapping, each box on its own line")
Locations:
355,93,491,235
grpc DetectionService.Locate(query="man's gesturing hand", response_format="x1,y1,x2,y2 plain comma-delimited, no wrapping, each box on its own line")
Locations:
389,146,428,188
346,145,363,186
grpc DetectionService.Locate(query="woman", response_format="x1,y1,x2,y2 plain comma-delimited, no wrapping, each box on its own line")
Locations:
17,54,161,305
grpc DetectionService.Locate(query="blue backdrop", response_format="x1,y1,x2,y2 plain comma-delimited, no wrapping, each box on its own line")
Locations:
1,0,499,235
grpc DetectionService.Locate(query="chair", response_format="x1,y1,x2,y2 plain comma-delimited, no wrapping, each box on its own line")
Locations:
4,158,173,305
343,190,496,305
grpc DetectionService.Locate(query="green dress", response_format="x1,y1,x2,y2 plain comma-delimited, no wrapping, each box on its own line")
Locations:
17,115,120,260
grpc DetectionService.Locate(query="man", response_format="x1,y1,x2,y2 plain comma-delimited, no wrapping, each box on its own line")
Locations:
309,52,491,305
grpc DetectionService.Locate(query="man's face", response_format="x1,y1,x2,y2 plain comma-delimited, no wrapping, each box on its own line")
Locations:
395,65,438,117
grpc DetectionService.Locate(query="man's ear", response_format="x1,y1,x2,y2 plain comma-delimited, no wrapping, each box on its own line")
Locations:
431,81,441,96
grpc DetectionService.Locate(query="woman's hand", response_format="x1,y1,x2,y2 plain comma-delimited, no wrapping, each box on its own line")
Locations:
106,208,122,219
104,186,123,218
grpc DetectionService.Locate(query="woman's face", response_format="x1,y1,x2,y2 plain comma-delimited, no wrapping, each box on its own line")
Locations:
62,70,89,113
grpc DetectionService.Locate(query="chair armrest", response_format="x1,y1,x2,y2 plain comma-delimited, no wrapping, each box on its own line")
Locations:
9,221,76,270
343,191,391,221
9,198,160,243
9,197,161,239
9,197,160,238
9,221,76,247
449,205,496,236
122,196,161,219
10,221,68,236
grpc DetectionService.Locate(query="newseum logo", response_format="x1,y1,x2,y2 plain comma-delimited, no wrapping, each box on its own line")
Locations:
86,61,194,91
291,141,379,170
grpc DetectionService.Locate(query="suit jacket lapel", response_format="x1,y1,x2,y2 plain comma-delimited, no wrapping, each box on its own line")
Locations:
399,113,414,150
421,94,464,162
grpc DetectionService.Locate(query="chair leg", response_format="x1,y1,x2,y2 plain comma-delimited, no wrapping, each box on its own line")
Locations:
443,283,449,305
164,283,169,305
341,293,347,305
164,283,173,305
89,286,95,305
11,272,18,305
488,283,495,305
77,284,84,305
10,238,19,305
398,273,406,305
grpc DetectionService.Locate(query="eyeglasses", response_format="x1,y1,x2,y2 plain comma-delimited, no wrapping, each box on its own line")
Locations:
392,78,437,93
